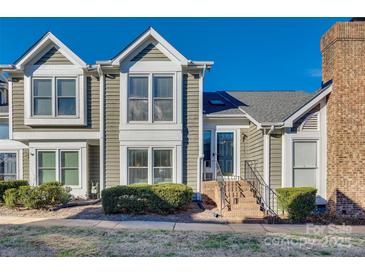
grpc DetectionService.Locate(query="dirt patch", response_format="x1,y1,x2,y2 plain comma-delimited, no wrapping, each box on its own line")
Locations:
0,202,226,224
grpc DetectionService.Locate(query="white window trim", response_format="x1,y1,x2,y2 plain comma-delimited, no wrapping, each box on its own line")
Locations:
292,140,319,189
215,130,238,177
31,76,79,118
24,73,86,126
122,146,177,185
0,150,22,180
127,73,177,124
36,149,81,188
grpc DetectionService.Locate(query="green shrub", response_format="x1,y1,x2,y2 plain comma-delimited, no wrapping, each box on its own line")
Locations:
102,183,193,215
0,180,28,202
276,187,317,222
3,182,71,209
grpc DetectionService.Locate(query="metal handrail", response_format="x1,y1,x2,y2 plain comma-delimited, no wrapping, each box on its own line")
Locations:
244,160,279,217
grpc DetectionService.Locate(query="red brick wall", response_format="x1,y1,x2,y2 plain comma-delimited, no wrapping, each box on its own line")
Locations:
321,22,365,216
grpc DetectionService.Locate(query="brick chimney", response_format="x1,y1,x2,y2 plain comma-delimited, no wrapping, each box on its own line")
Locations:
321,21,365,217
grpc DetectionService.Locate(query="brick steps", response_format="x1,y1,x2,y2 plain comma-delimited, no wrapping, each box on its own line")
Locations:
202,180,268,223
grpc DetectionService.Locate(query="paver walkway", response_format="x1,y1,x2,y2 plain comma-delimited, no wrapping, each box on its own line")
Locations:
1,216,365,234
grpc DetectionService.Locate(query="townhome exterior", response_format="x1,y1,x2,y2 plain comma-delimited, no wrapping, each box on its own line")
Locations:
0,19,364,218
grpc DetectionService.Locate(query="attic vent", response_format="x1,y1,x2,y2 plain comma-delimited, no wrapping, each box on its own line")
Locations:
209,99,225,106
301,112,319,131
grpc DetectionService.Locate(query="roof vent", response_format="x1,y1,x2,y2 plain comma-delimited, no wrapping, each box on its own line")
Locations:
209,99,225,106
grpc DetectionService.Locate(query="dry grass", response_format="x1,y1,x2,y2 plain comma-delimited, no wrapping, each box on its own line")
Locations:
1,224,365,257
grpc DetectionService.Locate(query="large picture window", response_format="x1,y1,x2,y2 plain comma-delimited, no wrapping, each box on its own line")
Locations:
0,152,17,180
37,150,80,186
128,74,174,123
128,149,148,184
32,77,77,117
153,149,172,183
293,141,318,188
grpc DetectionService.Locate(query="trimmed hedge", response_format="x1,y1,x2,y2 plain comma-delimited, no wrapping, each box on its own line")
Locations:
0,180,28,202
3,182,71,209
276,187,317,222
102,183,193,215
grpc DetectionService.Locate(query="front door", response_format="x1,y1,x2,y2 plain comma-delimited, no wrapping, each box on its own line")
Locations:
216,132,234,176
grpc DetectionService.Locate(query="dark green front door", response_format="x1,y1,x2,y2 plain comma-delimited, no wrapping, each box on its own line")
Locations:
217,132,234,175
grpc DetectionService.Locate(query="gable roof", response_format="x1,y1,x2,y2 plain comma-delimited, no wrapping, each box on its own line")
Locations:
14,32,86,69
204,82,332,127
110,27,189,66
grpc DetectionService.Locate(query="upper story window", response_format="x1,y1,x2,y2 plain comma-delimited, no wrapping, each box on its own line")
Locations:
32,77,77,117
128,74,174,123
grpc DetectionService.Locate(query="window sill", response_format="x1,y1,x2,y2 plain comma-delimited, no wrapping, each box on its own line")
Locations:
24,117,86,126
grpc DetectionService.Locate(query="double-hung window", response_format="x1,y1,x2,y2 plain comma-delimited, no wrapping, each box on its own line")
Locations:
37,150,80,187
32,77,77,117
293,141,318,188
128,77,148,121
153,77,173,121
0,152,17,180
153,149,173,183
128,149,148,184
127,148,174,184
128,74,174,123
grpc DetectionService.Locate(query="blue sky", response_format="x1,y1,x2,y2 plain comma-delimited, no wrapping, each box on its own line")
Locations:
0,17,348,92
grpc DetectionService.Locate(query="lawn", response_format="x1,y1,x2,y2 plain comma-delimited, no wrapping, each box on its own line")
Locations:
1,224,365,256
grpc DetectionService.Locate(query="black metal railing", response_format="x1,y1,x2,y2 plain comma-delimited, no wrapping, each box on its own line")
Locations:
244,160,279,217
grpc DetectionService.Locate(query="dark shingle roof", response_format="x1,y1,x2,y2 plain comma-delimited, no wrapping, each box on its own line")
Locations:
203,92,244,116
203,90,320,123
224,90,314,123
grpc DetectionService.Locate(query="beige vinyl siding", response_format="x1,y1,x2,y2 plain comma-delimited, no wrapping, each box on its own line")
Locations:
131,43,170,62
34,47,72,65
182,73,200,192
22,149,29,181
88,145,100,184
269,134,282,189
11,76,100,132
246,123,264,178
104,74,120,187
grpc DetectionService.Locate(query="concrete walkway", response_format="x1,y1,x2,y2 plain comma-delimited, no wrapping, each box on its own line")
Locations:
1,216,365,234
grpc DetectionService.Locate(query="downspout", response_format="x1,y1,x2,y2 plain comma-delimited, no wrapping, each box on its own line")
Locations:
97,65,105,195
196,64,206,201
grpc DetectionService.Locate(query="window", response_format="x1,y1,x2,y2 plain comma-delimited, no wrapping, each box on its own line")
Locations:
293,141,318,188
203,130,212,167
0,152,17,180
57,79,76,116
128,74,174,123
153,149,172,183
128,149,148,184
37,150,80,186
0,118,9,139
153,77,173,121
61,151,79,186
37,151,56,184
32,77,77,117
33,79,52,115
128,77,148,121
